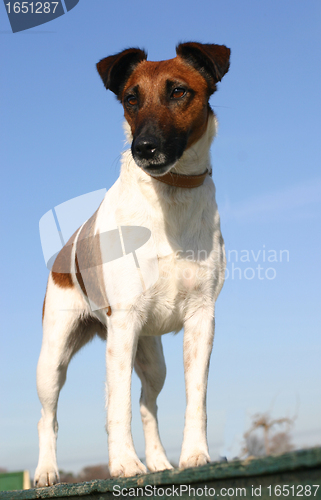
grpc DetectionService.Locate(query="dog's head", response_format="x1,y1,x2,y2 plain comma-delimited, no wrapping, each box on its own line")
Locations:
97,43,230,175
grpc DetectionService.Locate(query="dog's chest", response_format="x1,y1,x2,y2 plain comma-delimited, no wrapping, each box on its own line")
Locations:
95,175,224,335
138,252,209,335
138,219,224,336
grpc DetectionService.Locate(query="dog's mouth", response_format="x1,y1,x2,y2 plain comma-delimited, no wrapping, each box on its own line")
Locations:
131,133,186,176
141,163,174,176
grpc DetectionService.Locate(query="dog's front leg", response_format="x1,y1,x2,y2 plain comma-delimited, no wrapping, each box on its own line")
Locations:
179,309,215,468
106,312,147,477
134,336,173,472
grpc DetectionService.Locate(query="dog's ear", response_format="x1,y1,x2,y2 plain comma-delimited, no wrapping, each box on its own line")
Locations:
176,42,230,94
97,48,147,98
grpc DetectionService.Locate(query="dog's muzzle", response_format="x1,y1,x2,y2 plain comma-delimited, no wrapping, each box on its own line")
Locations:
132,131,187,175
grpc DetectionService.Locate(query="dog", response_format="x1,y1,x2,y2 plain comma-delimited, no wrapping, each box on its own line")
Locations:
34,42,230,486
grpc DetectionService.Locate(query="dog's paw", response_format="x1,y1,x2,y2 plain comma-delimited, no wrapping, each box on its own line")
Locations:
179,451,210,469
109,457,147,478
146,454,173,472
34,466,59,487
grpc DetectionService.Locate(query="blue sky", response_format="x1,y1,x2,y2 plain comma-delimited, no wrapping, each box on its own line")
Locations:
1,0,321,476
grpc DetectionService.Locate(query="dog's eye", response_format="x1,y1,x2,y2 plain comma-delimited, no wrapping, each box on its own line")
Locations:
126,95,138,106
171,88,186,99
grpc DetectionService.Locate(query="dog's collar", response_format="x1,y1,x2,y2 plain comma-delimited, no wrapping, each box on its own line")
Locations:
147,168,209,188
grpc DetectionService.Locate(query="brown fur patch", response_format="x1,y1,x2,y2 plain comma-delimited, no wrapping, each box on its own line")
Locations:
51,205,111,313
42,290,46,322
75,210,110,311
75,252,86,294
52,230,78,288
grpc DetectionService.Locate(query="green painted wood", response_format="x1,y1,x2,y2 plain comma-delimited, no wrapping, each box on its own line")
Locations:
0,472,24,492
1,448,320,500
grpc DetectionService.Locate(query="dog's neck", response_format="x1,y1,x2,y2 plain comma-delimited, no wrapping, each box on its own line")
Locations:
121,113,217,187
170,112,217,177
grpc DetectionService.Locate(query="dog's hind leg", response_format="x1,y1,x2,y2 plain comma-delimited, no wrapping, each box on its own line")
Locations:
34,276,104,487
134,336,173,472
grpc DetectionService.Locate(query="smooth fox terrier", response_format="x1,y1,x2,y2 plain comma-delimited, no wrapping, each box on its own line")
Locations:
34,42,230,486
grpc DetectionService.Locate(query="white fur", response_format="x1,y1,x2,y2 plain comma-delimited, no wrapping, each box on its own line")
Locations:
34,113,225,486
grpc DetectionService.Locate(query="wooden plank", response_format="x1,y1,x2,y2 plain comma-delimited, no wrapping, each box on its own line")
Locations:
1,448,320,500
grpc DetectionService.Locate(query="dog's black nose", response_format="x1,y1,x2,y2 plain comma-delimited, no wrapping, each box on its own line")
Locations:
133,136,159,160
